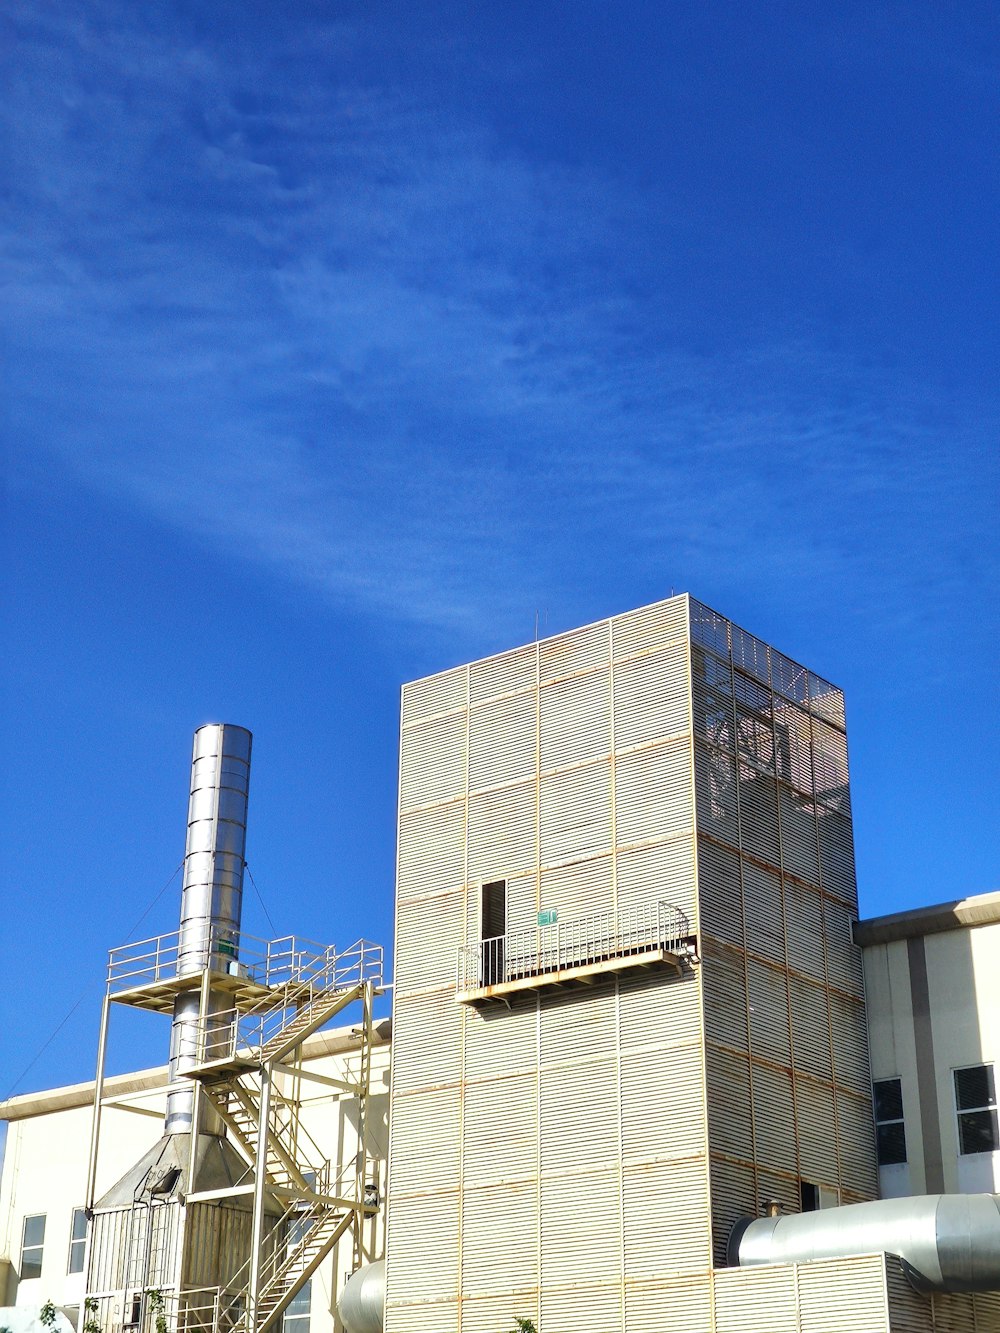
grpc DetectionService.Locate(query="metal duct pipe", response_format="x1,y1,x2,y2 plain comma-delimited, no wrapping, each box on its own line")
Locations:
337,1260,385,1333
165,724,253,1135
730,1194,1000,1293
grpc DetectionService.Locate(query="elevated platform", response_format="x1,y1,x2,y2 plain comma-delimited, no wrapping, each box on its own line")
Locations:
456,944,689,1005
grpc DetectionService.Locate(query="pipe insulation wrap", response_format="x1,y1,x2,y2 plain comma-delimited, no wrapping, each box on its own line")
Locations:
733,1194,1000,1293
338,1260,385,1333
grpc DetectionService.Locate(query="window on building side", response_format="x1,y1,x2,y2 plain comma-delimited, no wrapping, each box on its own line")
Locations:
282,1283,311,1333
874,1078,907,1165
955,1064,999,1155
20,1214,45,1279
68,1207,87,1274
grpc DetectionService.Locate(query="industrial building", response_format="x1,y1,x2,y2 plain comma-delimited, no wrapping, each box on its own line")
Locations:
3,595,1000,1333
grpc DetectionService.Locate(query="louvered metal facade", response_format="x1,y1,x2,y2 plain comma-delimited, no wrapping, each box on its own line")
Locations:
386,594,886,1331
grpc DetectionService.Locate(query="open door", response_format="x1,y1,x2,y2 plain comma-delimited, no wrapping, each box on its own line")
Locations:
481,879,506,985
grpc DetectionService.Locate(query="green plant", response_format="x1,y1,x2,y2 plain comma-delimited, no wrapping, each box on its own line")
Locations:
509,1320,537,1333
82,1295,102,1333
39,1303,58,1330
145,1289,167,1333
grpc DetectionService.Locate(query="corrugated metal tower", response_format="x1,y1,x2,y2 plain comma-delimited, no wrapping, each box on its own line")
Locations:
384,594,875,1332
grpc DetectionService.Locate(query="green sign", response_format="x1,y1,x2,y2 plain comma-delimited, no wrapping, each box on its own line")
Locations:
537,909,558,927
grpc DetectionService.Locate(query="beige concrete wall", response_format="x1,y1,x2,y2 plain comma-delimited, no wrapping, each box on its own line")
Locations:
863,910,1000,1200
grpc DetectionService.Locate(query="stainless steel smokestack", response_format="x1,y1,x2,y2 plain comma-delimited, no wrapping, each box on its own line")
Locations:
165,723,252,1134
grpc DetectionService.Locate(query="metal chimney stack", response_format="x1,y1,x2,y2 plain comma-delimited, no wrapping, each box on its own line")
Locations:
165,723,253,1135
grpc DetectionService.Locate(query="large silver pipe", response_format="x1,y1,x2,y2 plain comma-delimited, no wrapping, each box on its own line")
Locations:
337,1260,385,1333
165,723,253,1135
731,1194,1000,1293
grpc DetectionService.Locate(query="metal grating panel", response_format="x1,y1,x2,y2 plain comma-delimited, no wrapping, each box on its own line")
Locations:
541,1168,621,1286
697,838,745,950
461,1181,538,1295
770,648,810,707
795,1073,839,1184
469,644,536,703
540,1056,619,1171
830,991,872,1093
709,1156,757,1267
796,1253,890,1331
539,762,612,863
785,882,826,979
623,1159,711,1277
468,691,536,792
461,1295,540,1333
467,781,536,882
885,1254,935,1332
691,645,734,750
542,1283,623,1333
688,599,732,660
391,990,463,1093
738,766,781,869
539,619,610,682
774,698,815,797
620,1042,705,1163
400,711,467,809
384,1300,460,1333
752,1062,797,1177
713,1263,798,1333
540,668,611,771
824,900,864,995
790,974,834,1078
701,942,749,1053
740,860,786,966
836,1087,879,1198
398,801,467,901
613,641,691,750
402,667,467,725
615,738,694,847
539,978,617,1063
616,834,698,929
395,890,464,992
812,717,850,805
390,1087,461,1194
779,786,821,886
613,595,689,659
463,1073,537,1183
694,741,740,849
818,808,858,905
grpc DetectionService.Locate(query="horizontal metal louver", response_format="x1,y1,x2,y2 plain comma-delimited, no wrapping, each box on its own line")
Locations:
818,810,858,906
691,646,734,748
613,642,691,750
729,621,770,685
390,990,463,1093
698,841,745,951
774,698,815,796
402,666,467,724
461,1294,540,1333
713,1262,799,1333
384,1192,460,1301
755,1167,803,1217
615,739,693,847
616,833,697,930
830,991,871,1092
469,644,536,703
796,1254,890,1332
395,890,464,992
706,1044,754,1160
738,767,781,869
709,1156,757,1267
461,1181,538,1295
539,762,612,863
883,1253,935,1331
625,1277,712,1333
539,977,617,1063
543,1282,622,1333
541,1168,621,1285
612,595,688,659
621,1042,705,1163
770,647,810,707
540,668,611,771
539,618,610,682
400,711,467,809
789,974,834,1078
701,943,749,1053
398,801,466,900
464,991,538,1080
618,968,700,1051
748,956,791,1065
623,1158,712,1277
389,1087,461,1194
779,786,821,886
384,1299,460,1333
467,782,536,881
836,1087,879,1197
688,599,731,659
468,691,536,791
537,852,613,922
795,1072,840,1183
752,1063,797,1177
823,901,864,996
540,1056,619,1172
694,741,740,849
809,671,846,728
784,879,826,979
739,859,786,966
463,1073,537,1183
812,716,850,805
930,1292,978,1331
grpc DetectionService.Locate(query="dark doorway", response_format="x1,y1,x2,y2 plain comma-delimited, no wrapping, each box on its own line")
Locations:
481,879,506,985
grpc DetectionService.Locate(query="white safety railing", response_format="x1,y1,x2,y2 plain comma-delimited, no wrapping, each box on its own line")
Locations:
456,899,691,994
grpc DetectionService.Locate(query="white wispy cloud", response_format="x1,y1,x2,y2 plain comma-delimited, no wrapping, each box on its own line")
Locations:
4,2,997,640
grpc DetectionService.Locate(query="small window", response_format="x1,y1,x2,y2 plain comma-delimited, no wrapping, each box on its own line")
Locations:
799,1181,819,1212
955,1064,999,1155
68,1207,87,1274
283,1283,311,1333
874,1078,908,1166
21,1213,46,1279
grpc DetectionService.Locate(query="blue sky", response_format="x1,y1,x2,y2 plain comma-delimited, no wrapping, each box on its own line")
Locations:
2,1,998,1101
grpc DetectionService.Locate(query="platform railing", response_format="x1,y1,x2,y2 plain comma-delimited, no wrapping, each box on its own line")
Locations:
456,899,691,994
